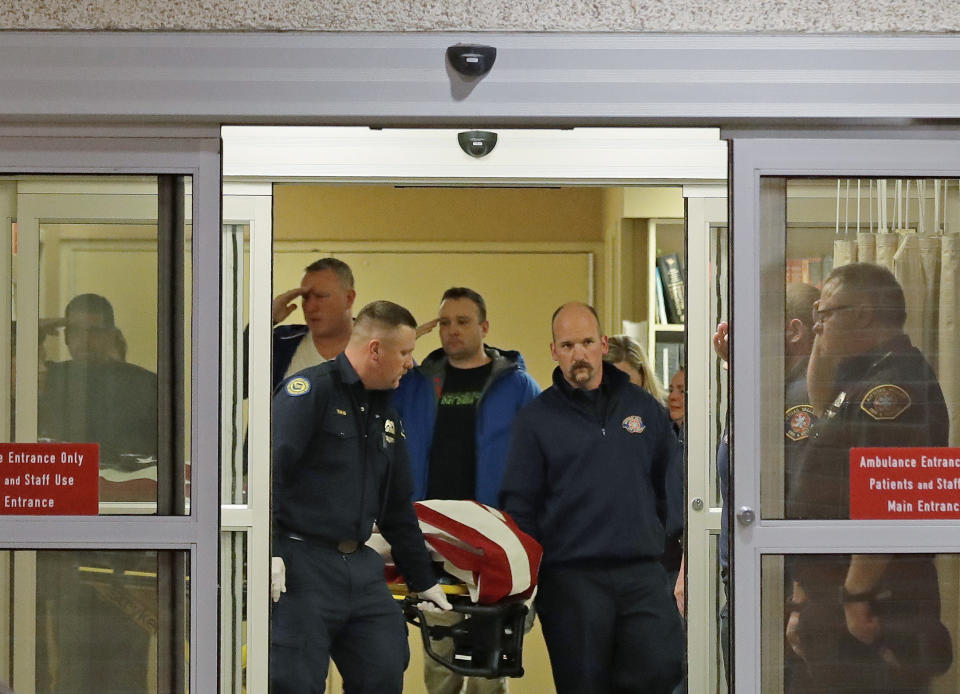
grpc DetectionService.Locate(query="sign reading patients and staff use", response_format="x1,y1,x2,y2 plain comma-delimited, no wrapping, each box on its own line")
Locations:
0,443,99,514
850,447,960,519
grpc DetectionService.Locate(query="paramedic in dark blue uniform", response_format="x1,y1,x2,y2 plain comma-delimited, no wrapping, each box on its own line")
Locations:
786,264,952,693
270,300,451,694
500,302,684,694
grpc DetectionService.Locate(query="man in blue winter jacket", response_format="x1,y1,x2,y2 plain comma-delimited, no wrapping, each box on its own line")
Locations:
500,301,684,694
393,286,540,694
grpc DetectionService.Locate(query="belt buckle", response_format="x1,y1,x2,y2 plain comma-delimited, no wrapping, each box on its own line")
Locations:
337,540,359,554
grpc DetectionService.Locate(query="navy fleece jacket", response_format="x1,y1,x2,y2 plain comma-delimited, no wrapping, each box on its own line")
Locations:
499,362,683,567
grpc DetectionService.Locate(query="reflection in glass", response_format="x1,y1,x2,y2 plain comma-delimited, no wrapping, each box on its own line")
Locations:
763,553,958,694
221,224,250,506
1,549,189,694
710,224,729,509
2,175,192,515
221,531,248,694
762,179,960,520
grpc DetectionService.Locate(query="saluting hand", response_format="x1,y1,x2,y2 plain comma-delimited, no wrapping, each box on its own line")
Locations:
712,321,730,365
806,334,840,416
272,287,306,325
416,317,439,339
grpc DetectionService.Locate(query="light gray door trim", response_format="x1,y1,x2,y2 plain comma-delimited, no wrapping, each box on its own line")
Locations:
728,133,960,693
1,33,960,124
0,132,221,694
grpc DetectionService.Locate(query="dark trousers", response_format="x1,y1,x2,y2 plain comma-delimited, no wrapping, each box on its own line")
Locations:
788,555,949,694
535,559,684,694
270,536,409,694
719,569,730,689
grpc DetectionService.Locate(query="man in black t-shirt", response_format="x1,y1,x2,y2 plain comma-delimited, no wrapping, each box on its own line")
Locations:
394,287,540,694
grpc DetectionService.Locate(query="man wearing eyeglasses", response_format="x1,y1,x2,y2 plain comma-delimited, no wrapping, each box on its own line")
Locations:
786,263,951,693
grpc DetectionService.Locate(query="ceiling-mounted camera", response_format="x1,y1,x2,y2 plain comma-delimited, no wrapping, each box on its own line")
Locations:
446,44,497,78
458,131,498,158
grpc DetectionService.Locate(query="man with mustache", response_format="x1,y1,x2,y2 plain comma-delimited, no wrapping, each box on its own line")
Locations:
500,302,684,694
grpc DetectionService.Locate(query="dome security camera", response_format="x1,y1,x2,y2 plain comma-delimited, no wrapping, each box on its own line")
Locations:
458,131,498,158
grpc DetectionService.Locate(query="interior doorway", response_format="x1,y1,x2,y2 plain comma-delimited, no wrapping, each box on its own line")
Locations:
221,126,729,694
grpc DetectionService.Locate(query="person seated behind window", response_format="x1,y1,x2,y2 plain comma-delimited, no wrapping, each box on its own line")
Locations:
38,293,158,464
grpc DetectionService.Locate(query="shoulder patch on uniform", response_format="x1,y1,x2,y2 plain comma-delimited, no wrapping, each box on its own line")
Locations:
622,415,646,434
785,404,816,441
860,384,911,421
285,376,311,397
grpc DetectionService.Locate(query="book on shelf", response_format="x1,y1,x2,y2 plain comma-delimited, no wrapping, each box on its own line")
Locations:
656,253,685,324
654,267,669,324
656,341,685,388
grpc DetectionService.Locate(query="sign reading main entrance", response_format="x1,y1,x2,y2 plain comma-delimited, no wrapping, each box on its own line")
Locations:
850,447,960,519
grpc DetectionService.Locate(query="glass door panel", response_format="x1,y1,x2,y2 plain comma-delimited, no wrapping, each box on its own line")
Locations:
730,139,960,694
3,548,189,694
763,553,959,693
4,176,192,516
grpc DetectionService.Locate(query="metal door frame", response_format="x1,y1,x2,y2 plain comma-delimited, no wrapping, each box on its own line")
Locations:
0,130,221,694
727,134,960,693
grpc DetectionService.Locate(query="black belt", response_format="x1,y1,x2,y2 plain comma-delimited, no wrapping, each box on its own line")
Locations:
286,532,360,555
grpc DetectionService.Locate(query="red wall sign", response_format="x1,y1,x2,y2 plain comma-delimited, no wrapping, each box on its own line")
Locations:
0,443,100,515
850,447,960,519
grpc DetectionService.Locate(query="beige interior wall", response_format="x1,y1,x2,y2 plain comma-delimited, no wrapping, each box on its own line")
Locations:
271,247,593,388
271,184,610,388
274,185,604,243
41,223,159,371
270,184,688,386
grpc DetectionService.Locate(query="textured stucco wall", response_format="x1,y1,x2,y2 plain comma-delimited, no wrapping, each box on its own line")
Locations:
3,0,960,32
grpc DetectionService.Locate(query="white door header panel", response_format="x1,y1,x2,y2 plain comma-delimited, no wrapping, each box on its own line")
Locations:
222,127,726,183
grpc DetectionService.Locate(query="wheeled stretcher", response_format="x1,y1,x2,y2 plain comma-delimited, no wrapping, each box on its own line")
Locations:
376,500,543,679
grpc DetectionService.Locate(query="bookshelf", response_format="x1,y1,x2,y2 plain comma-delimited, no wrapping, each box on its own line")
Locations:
646,219,686,387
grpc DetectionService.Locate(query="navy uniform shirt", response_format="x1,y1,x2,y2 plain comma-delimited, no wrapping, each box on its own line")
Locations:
787,334,948,520
272,352,435,592
785,335,950,681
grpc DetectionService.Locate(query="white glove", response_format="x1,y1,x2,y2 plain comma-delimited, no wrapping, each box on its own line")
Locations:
271,556,286,603
416,584,452,613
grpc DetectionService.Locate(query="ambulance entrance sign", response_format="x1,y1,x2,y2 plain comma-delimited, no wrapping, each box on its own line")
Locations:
850,447,960,519
0,443,99,514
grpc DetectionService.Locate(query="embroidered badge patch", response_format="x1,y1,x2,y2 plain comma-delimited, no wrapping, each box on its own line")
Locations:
622,415,646,434
285,377,310,397
784,404,816,442
861,384,911,421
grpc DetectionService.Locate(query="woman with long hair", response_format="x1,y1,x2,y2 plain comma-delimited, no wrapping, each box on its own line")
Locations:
604,334,668,405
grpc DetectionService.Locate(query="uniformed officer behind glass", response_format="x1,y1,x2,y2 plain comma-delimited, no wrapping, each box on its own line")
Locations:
785,263,952,694
270,300,452,694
